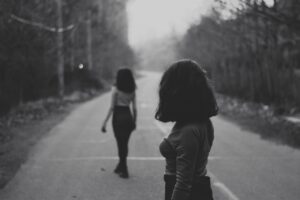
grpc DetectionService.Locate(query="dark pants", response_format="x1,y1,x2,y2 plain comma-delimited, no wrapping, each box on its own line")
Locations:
164,175,214,200
112,106,134,172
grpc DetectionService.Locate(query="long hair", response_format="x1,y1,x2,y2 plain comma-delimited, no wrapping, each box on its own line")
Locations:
155,59,218,122
116,68,136,93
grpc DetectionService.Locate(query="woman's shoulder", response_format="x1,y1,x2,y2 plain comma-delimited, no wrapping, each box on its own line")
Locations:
112,86,118,93
170,122,208,141
168,123,197,145
176,121,207,133
114,87,135,96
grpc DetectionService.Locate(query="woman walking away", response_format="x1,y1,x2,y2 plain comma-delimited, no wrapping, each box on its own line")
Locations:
102,68,137,179
156,60,218,200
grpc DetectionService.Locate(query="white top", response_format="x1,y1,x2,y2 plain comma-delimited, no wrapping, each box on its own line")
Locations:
112,87,135,107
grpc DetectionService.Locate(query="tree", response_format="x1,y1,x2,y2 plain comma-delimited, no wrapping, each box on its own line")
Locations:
0,0,135,115
178,0,300,107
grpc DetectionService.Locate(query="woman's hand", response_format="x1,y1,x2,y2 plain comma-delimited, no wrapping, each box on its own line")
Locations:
101,124,107,133
132,122,136,131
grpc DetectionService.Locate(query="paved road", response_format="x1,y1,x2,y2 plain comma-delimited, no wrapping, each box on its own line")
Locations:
0,71,299,200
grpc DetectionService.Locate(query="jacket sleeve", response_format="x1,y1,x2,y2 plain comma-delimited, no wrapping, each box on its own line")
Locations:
171,127,200,200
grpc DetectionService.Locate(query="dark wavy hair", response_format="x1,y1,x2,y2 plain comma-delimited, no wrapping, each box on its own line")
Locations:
116,68,136,93
155,59,218,122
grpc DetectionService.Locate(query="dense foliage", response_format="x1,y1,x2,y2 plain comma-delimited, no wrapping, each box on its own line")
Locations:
179,0,300,109
0,0,135,115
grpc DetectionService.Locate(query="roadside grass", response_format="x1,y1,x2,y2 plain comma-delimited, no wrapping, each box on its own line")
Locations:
0,108,72,188
217,94,300,149
0,89,107,189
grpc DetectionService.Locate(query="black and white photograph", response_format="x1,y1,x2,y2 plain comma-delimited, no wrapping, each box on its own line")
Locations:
0,0,299,200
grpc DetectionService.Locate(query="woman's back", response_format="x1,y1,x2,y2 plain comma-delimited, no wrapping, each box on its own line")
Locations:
114,88,135,107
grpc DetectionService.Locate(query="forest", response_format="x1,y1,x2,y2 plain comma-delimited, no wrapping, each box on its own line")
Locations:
0,0,135,115
179,0,300,110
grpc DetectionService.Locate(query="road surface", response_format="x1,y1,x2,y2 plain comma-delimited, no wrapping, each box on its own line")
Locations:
0,71,299,200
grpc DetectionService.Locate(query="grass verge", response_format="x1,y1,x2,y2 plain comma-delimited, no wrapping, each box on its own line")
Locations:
217,94,300,149
0,90,107,189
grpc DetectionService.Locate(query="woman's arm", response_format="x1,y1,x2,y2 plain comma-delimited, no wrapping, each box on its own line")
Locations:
101,89,117,133
172,127,200,200
132,93,137,128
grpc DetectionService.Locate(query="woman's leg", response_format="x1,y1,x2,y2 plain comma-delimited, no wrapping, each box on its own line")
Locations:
118,130,132,176
112,107,133,178
114,134,123,173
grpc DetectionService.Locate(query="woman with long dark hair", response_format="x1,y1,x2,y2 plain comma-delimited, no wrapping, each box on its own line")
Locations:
102,68,137,178
156,60,218,200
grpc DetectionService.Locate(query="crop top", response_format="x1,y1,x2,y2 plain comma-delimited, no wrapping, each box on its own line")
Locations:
112,87,135,107
159,120,214,200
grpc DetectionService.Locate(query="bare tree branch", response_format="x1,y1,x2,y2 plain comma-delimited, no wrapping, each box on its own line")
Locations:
10,14,74,33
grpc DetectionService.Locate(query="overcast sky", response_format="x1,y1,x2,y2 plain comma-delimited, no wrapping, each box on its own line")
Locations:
127,0,274,47
127,0,215,47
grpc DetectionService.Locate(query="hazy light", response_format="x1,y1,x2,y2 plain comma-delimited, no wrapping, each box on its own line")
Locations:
264,0,274,7
127,0,275,47
127,0,214,47
78,64,84,69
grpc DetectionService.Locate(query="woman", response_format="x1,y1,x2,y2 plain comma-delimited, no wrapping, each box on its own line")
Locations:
156,60,218,200
102,68,137,178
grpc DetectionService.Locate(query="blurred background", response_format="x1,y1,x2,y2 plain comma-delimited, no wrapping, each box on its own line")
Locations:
1,0,299,115
0,0,300,199
0,0,135,114
130,0,300,109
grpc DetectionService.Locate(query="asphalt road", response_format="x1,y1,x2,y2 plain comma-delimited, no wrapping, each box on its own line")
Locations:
0,71,299,200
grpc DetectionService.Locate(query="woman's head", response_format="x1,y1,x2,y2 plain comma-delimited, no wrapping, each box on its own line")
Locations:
155,59,218,122
116,68,136,93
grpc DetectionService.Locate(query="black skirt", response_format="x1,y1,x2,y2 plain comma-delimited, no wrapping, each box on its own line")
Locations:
112,106,135,133
164,174,214,200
